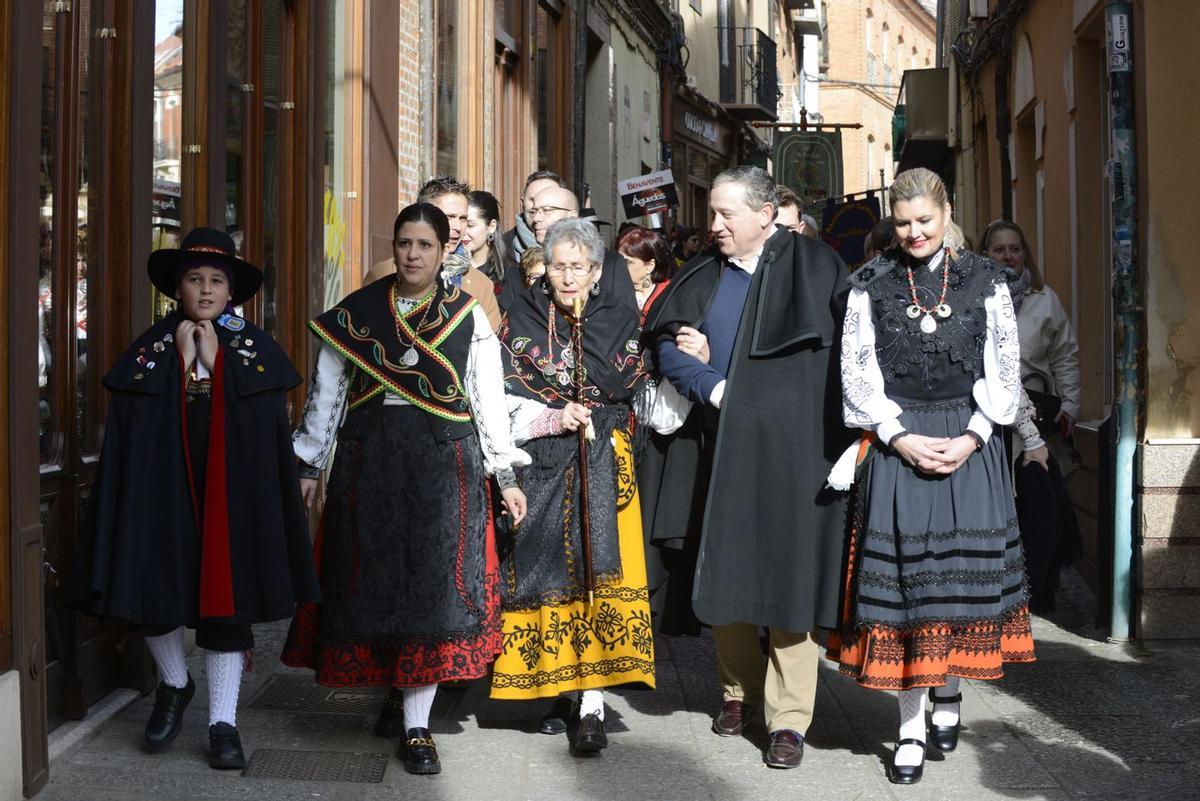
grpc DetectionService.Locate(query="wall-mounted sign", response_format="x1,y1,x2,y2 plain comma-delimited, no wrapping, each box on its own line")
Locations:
774,131,843,210
673,98,731,156
617,169,679,219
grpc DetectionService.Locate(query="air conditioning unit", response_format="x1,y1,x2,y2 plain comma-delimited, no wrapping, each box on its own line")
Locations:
969,0,989,18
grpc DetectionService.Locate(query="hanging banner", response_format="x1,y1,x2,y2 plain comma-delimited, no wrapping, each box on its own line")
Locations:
617,169,679,219
820,194,881,270
773,130,843,208
152,179,182,225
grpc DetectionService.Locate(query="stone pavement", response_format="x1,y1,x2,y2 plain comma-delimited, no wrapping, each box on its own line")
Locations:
37,573,1200,801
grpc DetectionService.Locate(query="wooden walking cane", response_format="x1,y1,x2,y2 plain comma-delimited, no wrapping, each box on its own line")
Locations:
572,297,596,609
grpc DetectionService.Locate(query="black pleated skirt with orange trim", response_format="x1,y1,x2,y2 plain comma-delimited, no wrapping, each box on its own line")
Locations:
827,398,1036,691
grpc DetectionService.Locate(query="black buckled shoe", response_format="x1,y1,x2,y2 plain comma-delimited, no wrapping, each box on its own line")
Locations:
373,688,405,738
207,722,247,770
538,696,575,735
143,674,195,751
928,689,963,752
571,712,608,755
887,738,926,785
400,727,441,775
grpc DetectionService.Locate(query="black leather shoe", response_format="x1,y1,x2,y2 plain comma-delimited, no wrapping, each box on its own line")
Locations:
887,738,926,785
373,688,405,738
764,729,804,769
207,722,247,770
928,689,962,752
711,700,754,737
571,712,608,755
538,696,575,735
143,674,195,751
400,727,441,775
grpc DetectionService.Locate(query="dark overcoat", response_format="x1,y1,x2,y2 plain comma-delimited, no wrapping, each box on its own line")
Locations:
69,311,320,629
644,228,853,632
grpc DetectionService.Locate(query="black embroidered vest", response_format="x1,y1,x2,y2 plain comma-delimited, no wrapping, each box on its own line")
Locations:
310,277,478,442
851,250,1008,401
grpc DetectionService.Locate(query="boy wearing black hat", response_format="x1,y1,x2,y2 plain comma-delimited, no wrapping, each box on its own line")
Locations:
70,228,320,769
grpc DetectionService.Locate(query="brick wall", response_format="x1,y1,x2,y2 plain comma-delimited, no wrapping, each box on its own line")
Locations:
397,0,424,205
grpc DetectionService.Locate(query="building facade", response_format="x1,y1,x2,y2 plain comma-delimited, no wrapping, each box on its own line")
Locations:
821,0,935,197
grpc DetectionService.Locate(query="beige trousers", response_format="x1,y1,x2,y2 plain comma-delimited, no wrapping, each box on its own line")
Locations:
713,624,820,735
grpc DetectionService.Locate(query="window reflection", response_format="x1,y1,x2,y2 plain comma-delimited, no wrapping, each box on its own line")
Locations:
39,0,60,468
435,2,459,176
152,0,184,321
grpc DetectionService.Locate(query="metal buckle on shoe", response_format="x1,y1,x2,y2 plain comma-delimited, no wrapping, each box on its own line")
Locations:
406,737,435,748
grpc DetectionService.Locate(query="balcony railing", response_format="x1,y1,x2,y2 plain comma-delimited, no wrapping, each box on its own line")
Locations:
718,26,779,121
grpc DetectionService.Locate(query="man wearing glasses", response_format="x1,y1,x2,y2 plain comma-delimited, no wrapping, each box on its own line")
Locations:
528,186,636,309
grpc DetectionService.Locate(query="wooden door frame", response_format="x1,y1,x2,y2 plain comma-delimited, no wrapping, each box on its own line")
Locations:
7,0,50,794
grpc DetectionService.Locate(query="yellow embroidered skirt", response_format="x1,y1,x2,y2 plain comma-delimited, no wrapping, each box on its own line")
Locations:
490,430,656,699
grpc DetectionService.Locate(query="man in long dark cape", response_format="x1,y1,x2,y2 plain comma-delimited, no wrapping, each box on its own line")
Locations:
643,166,853,770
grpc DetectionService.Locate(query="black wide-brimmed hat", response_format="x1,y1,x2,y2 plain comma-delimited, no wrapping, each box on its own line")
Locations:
147,227,263,307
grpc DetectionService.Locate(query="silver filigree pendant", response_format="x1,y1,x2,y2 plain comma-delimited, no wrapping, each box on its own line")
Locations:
401,347,419,367
541,361,558,379
906,304,922,319
936,303,952,319
920,314,938,334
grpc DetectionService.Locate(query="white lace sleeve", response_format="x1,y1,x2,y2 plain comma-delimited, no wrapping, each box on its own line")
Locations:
841,287,905,443
292,342,350,470
465,306,531,476
967,282,1021,440
1014,386,1045,451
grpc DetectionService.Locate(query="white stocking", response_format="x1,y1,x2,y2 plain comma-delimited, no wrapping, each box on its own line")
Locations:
931,675,961,727
895,688,927,767
403,684,438,732
577,689,605,721
206,650,243,727
144,627,188,689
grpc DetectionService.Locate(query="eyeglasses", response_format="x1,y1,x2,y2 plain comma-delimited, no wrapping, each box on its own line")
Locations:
531,206,572,218
546,263,595,277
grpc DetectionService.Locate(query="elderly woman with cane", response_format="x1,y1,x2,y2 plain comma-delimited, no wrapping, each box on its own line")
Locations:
490,218,655,756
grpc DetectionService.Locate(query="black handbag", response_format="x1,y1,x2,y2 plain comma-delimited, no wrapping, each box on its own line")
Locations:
1024,387,1062,436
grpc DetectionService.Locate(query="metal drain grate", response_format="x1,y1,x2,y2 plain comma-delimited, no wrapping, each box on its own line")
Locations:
247,675,385,715
243,749,389,782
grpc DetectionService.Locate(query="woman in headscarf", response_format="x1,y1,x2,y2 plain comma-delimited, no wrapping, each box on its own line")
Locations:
490,218,655,756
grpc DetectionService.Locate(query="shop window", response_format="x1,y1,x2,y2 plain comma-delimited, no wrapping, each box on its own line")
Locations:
436,1,460,176
151,0,185,320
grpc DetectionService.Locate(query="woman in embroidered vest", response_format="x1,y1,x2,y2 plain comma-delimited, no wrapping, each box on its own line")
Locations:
490,218,655,756
69,227,320,770
283,203,529,776
830,168,1035,785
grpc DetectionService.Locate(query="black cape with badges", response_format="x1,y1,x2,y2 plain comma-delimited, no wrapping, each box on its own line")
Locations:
642,228,854,633
69,311,320,628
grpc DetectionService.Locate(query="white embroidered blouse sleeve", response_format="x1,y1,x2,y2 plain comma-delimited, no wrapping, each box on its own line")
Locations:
292,342,351,470
1013,386,1045,451
465,306,531,481
967,282,1021,440
841,287,905,444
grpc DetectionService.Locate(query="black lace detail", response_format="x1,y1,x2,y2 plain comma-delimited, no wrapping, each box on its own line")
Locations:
865,252,1005,394
858,562,1027,593
897,398,972,412
862,518,1019,545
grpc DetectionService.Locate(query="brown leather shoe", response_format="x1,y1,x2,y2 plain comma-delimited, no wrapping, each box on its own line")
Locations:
764,729,804,769
711,700,754,737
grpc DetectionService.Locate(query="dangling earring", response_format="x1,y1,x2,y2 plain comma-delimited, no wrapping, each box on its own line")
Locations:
640,276,653,290
539,279,550,295
487,233,494,244
589,283,600,297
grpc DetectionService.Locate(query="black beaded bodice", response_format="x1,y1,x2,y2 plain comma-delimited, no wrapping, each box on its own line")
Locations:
850,251,1008,400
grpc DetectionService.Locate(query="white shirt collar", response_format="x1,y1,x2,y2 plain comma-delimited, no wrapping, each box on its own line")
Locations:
729,248,765,275
923,247,947,272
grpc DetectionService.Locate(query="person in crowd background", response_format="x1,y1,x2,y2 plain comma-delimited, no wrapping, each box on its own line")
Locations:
981,219,1083,613
519,245,546,288
863,215,897,263
615,225,673,316
464,189,509,300
670,224,702,272
775,186,820,238
283,203,528,776
365,177,503,332
832,167,1034,785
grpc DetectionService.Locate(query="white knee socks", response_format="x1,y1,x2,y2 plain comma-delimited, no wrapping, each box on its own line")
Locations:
577,689,605,720
895,688,927,767
206,650,243,727
145,628,188,689
403,684,438,732
931,675,962,727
